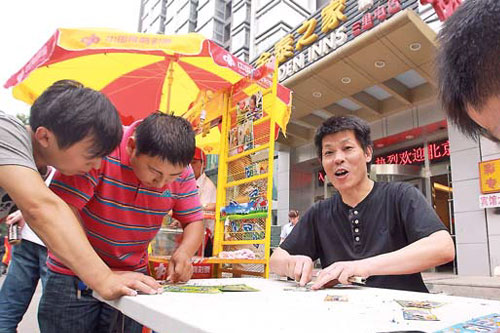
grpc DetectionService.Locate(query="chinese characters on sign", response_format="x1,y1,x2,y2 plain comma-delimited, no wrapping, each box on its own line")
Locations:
255,0,405,81
479,158,500,194
479,194,500,209
321,0,348,33
375,140,450,165
420,0,462,22
274,34,295,64
296,19,319,51
352,0,401,37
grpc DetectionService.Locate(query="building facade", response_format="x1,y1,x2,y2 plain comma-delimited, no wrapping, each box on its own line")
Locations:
138,0,232,50
138,0,500,277
258,0,498,277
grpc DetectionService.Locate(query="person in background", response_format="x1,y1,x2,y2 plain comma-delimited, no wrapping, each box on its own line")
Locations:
270,115,455,293
280,210,299,245
191,147,217,256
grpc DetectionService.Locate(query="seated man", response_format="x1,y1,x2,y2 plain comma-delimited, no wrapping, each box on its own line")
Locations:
0,79,158,311
270,116,455,292
39,112,204,332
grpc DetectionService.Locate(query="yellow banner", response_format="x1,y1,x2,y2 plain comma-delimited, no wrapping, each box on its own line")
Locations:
479,158,500,194
57,28,205,55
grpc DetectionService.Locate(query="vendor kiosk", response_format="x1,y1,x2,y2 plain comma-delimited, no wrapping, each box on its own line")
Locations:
149,59,292,279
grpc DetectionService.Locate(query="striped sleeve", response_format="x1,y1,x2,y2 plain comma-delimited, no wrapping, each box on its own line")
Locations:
49,169,100,210
171,166,203,224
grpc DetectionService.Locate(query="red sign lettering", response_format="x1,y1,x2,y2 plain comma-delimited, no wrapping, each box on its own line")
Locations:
375,140,450,165
351,0,401,37
420,0,462,22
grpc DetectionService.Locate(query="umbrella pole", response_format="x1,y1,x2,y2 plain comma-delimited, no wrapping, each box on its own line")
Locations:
166,61,174,114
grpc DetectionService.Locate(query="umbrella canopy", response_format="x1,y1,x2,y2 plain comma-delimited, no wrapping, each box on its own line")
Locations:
5,28,292,148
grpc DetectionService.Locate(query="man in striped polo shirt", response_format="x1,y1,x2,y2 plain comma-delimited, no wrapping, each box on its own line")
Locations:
39,112,204,332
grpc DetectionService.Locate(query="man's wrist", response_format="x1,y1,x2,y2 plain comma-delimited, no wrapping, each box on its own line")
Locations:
173,247,191,258
358,257,375,277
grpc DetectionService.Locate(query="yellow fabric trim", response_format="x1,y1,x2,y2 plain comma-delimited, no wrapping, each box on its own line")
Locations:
58,28,205,55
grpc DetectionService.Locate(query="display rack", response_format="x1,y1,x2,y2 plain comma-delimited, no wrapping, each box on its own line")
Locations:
211,84,278,278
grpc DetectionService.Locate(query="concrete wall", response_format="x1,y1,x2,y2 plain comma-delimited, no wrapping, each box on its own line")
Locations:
371,103,446,141
276,147,291,226
479,136,500,275
449,125,489,275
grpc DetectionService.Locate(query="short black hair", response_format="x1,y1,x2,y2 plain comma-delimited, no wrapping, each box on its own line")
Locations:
30,80,123,157
314,115,373,168
437,0,500,140
135,112,195,167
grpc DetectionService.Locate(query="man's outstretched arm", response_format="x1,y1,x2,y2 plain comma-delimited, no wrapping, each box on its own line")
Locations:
312,230,455,289
0,165,160,299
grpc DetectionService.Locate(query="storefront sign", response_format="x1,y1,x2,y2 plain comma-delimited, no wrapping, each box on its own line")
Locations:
420,0,462,22
374,140,449,165
277,28,348,80
479,158,500,194
479,193,500,209
254,0,419,82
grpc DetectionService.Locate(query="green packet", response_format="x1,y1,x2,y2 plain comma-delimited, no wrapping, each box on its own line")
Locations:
218,284,260,292
161,284,259,294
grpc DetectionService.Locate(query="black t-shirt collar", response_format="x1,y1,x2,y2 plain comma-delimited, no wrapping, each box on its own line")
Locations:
339,181,379,211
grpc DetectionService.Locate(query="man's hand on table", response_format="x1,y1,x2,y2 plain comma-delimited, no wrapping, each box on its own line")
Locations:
95,271,161,300
286,255,314,286
167,249,193,283
311,260,369,290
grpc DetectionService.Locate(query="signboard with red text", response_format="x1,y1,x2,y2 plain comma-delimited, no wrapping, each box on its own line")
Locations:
479,158,500,194
374,140,450,166
253,0,419,82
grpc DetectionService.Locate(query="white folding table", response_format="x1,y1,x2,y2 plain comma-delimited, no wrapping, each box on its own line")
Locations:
96,277,500,333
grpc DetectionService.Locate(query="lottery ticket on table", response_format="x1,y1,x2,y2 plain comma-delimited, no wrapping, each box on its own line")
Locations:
402,308,439,321
324,294,348,302
395,300,445,309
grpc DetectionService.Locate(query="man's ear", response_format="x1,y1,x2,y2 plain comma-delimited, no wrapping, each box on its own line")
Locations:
126,136,136,156
33,127,54,149
365,146,373,163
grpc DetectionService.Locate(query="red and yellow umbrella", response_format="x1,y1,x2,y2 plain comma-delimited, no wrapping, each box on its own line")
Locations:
5,28,292,152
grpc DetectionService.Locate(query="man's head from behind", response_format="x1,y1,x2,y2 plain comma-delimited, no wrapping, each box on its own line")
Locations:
437,0,500,141
30,80,123,175
314,116,373,193
127,112,196,188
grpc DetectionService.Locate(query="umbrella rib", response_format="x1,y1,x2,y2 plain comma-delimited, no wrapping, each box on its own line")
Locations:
102,53,168,79
105,76,164,96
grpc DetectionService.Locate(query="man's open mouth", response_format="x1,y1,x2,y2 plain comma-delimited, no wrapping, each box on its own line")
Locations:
335,169,348,177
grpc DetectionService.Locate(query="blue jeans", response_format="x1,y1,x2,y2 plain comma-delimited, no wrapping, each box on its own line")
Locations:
38,270,143,333
0,240,48,333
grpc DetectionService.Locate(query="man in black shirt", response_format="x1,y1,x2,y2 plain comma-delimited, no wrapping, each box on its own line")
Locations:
270,116,455,292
